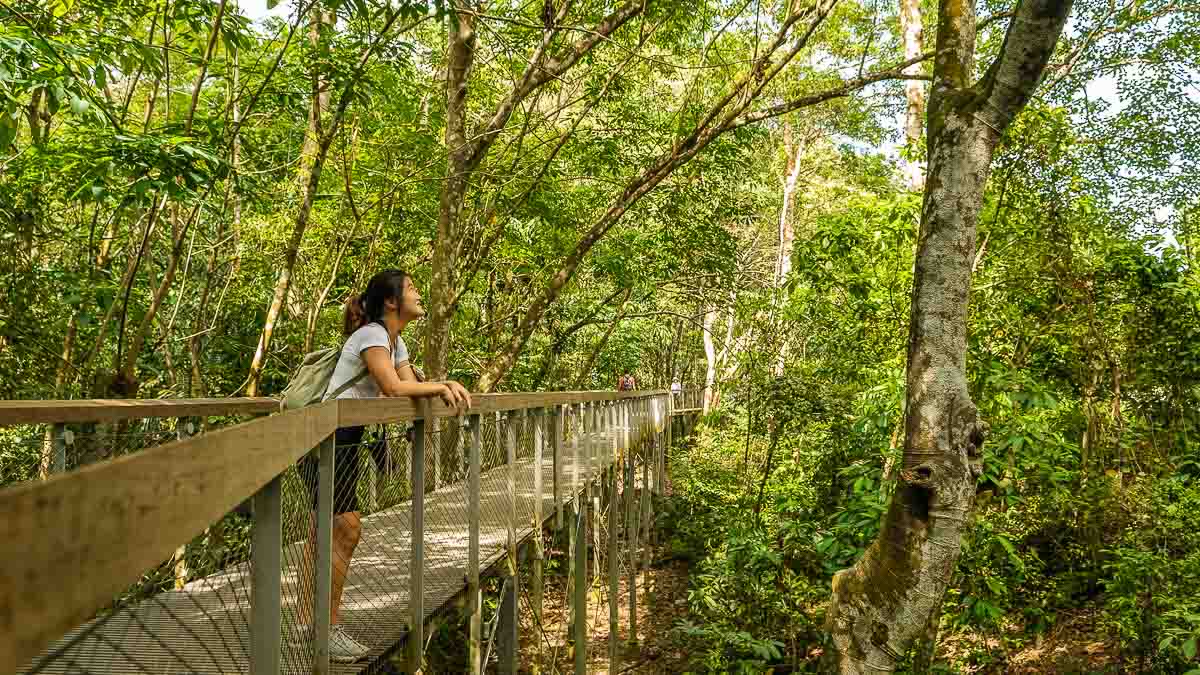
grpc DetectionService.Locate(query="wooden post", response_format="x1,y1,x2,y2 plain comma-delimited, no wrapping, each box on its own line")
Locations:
313,435,335,675
467,414,482,675
499,412,519,674
251,474,282,675
410,403,428,674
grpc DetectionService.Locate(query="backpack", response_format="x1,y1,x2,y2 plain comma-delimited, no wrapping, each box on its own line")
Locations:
279,347,368,412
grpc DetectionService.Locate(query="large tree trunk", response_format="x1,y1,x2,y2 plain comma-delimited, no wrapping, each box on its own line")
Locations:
825,0,1071,670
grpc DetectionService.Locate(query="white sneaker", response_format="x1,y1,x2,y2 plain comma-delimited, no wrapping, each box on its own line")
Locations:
328,624,370,663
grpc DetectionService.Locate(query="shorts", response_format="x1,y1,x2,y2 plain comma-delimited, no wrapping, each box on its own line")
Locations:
300,425,364,515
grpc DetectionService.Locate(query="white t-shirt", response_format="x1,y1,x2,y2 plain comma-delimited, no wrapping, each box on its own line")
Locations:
323,323,411,400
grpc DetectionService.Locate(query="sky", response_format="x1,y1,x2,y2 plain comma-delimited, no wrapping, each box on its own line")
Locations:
241,0,289,22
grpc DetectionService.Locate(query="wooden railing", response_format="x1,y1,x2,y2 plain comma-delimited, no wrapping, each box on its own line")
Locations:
673,387,704,411
0,390,688,674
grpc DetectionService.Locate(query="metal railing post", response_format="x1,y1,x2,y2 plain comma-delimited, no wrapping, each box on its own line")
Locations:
500,412,519,674
313,434,335,674
608,405,620,671
625,406,639,646
410,403,428,674
573,465,588,675
251,473,283,675
172,419,192,590
532,407,545,653
468,414,482,675
51,422,67,474
553,404,563,530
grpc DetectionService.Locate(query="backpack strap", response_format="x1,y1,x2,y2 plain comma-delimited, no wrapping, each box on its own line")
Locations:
325,367,369,402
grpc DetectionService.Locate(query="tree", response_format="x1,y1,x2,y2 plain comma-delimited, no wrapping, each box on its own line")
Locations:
824,0,1073,670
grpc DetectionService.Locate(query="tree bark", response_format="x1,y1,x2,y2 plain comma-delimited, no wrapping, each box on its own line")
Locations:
702,309,716,411
774,123,804,375
900,0,927,191
425,4,478,381
245,9,331,396
825,0,1072,670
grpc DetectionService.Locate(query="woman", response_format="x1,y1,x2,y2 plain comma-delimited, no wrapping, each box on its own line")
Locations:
299,269,470,663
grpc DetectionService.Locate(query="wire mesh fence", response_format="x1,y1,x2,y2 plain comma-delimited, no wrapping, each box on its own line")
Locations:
7,395,673,675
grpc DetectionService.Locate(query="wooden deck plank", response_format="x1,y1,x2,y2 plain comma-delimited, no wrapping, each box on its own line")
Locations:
20,432,617,675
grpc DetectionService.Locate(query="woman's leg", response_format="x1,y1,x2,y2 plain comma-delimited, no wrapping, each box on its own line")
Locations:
330,511,362,625
300,426,364,626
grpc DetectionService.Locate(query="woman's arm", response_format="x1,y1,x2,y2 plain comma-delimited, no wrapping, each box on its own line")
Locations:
363,347,471,408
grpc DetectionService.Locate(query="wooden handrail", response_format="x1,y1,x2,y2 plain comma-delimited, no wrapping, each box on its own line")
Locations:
337,389,668,427
0,390,673,673
0,397,279,427
0,391,674,427
0,401,339,673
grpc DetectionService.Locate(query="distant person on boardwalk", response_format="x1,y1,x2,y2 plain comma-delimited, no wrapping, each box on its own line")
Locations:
618,371,636,391
671,379,681,403
300,269,470,662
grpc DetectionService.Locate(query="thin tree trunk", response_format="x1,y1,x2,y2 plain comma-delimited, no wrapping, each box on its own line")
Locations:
774,123,803,375
703,309,717,413
825,0,1071,670
425,5,477,381
424,0,649,381
572,289,633,389
900,0,926,191
474,0,924,390
245,9,331,396
244,6,408,395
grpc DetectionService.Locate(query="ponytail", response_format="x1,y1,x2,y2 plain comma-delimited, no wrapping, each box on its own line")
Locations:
344,269,409,336
343,293,368,336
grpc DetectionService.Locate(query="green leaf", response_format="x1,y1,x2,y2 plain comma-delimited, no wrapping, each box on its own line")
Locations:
70,96,89,115
0,120,15,151
1184,637,1197,660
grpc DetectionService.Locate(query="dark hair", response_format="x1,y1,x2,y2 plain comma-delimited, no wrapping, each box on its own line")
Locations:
344,269,409,336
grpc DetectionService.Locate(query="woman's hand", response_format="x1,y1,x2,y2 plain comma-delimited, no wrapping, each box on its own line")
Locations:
438,380,472,409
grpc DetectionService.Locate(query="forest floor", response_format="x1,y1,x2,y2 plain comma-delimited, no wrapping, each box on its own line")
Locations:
517,554,693,674
940,606,1121,674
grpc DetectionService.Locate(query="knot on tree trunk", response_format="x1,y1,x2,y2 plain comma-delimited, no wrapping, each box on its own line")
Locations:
899,464,935,488
951,392,988,479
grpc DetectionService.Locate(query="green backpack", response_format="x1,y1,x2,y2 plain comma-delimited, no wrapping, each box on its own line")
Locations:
279,347,368,412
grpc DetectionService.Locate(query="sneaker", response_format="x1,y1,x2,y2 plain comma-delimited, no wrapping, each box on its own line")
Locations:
329,624,370,663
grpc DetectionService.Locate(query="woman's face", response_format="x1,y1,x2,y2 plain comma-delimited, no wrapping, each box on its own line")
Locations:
398,276,425,320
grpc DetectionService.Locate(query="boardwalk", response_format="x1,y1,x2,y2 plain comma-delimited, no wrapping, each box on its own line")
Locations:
22,430,621,675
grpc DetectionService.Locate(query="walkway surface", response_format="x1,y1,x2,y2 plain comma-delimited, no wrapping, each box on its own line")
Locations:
23,429,623,675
